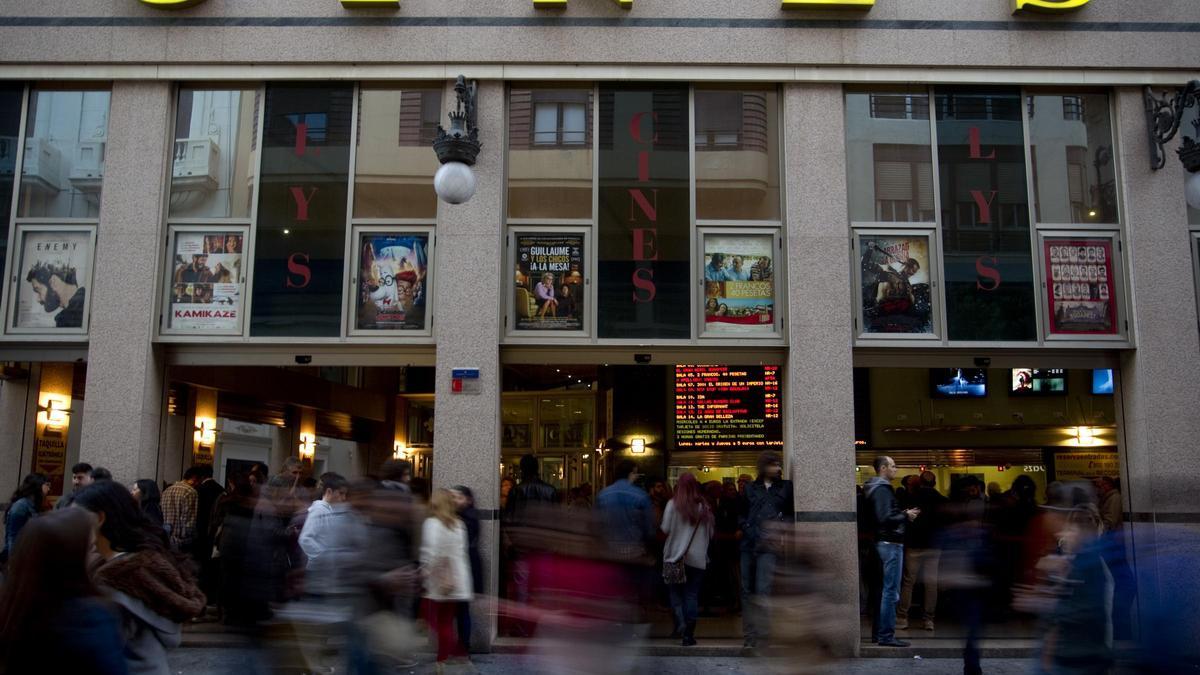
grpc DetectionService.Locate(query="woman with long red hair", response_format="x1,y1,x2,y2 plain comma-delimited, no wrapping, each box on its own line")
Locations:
660,472,714,646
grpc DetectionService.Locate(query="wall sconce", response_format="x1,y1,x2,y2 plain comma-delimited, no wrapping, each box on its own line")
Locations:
630,438,646,454
393,440,408,459
432,75,481,205
1145,80,1200,209
37,397,72,431
1072,426,1099,447
299,432,318,461
193,417,217,446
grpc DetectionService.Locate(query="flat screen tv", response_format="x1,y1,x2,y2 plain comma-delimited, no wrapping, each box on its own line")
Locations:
930,368,988,398
1092,369,1114,395
1010,368,1067,396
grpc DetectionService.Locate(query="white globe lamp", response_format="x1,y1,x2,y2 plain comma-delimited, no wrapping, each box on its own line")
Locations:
1186,170,1200,211
434,161,477,205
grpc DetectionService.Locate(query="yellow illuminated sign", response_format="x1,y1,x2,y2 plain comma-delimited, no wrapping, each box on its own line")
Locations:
139,0,208,7
1014,0,1091,11
533,0,633,6
781,0,874,8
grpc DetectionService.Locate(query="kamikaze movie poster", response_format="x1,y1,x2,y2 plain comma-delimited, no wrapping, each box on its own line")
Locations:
859,234,933,334
515,234,584,331
357,233,428,331
169,232,243,331
702,234,775,334
14,230,92,330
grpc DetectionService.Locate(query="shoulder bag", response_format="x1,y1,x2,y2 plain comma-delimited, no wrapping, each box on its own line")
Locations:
663,518,700,585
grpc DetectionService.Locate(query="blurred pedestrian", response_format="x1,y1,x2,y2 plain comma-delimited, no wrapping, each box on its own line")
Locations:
896,470,947,632
74,480,206,675
661,473,713,646
863,455,918,648
92,467,114,482
421,488,472,666
161,467,202,552
596,460,656,624
192,466,224,611
297,472,368,602
0,508,128,674
452,485,484,654
1039,504,1113,675
2,473,51,568
130,479,166,529
739,451,795,649
503,455,558,636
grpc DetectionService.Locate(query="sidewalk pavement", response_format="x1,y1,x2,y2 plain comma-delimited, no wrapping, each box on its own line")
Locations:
168,648,1032,674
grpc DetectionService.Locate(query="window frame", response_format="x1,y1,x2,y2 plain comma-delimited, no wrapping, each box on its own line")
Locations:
1038,229,1127,343
346,224,436,338
696,226,783,340
504,225,592,340
851,227,942,342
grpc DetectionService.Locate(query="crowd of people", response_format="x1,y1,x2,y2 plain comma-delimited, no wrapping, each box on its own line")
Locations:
858,455,1141,674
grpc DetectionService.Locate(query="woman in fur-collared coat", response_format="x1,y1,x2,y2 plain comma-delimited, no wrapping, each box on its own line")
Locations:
75,481,207,675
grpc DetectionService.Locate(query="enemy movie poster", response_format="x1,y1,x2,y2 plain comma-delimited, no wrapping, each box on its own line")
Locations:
13,229,92,330
702,234,775,334
356,233,428,331
859,234,933,334
168,231,243,332
1044,238,1116,335
515,233,584,331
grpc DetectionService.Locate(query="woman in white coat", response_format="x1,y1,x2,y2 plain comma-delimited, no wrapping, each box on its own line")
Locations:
421,488,473,666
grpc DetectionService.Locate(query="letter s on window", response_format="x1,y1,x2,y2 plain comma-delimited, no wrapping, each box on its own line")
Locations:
1013,0,1091,13
139,0,210,8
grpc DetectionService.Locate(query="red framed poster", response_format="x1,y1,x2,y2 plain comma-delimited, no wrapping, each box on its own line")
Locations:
1044,237,1117,336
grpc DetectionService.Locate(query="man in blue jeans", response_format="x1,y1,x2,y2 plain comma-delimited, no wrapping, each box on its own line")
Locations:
864,455,920,647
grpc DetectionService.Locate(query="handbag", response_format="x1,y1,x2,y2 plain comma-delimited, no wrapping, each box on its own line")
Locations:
663,520,701,585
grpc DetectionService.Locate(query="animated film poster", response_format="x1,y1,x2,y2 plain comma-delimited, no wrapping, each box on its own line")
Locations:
169,232,243,331
1045,238,1116,335
13,229,92,330
702,234,775,334
515,234,584,331
357,233,428,331
859,234,933,335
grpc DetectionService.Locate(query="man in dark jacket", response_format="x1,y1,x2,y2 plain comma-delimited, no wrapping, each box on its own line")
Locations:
864,455,919,647
897,470,947,631
738,451,794,649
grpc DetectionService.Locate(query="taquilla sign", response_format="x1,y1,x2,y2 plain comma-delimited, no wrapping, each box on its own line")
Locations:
139,0,1093,14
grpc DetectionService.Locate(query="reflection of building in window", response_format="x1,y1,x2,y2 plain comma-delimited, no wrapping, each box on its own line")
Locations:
396,91,442,147
1062,95,1084,121
869,93,929,121
941,150,1030,235
872,144,934,222
1066,146,1089,222
937,93,1021,122
694,91,769,151
509,90,590,147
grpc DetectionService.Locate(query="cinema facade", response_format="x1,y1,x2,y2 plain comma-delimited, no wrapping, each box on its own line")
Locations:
1,0,1199,654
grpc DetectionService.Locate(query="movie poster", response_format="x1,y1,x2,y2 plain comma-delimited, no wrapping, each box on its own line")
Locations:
702,234,775,334
356,232,429,331
12,229,92,331
1044,237,1116,335
167,231,244,332
515,233,584,331
859,233,934,335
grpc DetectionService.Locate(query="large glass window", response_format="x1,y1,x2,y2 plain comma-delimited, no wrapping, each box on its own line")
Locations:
0,84,23,310
845,87,935,224
250,84,353,337
1028,93,1118,225
168,88,258,220
597,83,691,340
353,86,441,219
694,87,781,221
17,88,111,219
508,87,594,220
937,86,1037,342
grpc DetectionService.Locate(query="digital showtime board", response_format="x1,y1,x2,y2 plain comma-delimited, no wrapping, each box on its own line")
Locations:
674,365,784,450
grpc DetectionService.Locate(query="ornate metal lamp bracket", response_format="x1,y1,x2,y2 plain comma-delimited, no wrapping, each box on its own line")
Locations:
1144,80,1200,171
433,75,481,166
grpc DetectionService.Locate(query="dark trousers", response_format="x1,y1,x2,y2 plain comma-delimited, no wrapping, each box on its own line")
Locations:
740,549,777,642
456,601,472,653
668,566,705,631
